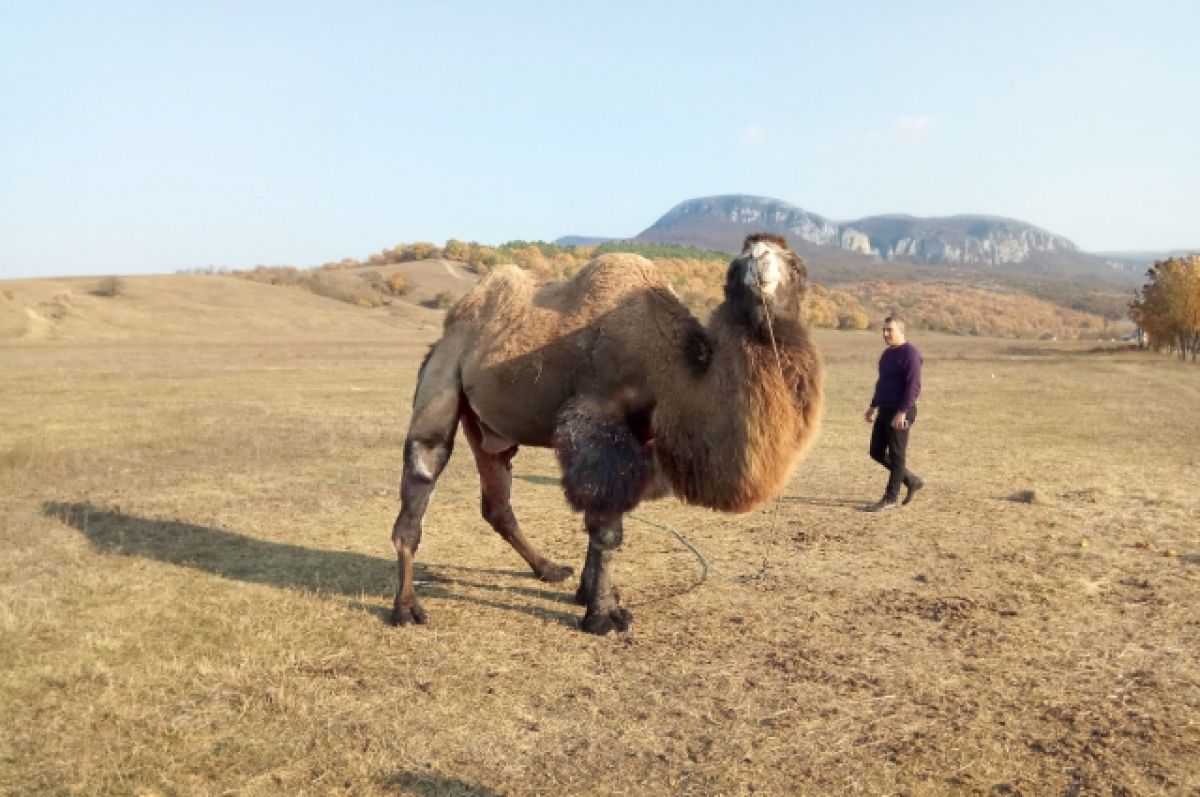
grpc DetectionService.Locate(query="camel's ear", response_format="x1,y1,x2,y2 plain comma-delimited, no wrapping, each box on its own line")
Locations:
787,251,807,287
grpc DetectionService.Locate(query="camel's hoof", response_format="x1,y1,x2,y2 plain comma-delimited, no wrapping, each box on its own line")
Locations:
580,606,632,635
390,601,428,627
536,561,574,583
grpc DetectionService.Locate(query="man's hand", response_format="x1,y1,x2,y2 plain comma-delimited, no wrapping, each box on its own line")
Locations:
864,407,876,423
891,411,908,430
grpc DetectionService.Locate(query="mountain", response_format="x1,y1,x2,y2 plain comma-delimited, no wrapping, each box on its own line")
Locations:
1094,249,1198,276
844,214,1075,265
556,235,620,247
631,195,1138,288
632,195,868,254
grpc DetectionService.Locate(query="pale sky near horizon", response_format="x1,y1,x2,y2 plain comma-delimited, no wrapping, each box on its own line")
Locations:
2,1,1197,278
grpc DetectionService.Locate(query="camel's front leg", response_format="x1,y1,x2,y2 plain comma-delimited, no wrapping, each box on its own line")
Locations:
579,510,631,635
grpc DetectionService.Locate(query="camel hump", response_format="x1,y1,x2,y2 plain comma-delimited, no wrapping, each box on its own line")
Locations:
577,253,659,287
547,252,667,310
445,264,536,328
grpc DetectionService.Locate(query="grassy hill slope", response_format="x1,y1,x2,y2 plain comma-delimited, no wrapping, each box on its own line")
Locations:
0,274,444,344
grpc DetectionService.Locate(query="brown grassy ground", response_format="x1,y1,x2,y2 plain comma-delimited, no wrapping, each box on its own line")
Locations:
1,279,1198,795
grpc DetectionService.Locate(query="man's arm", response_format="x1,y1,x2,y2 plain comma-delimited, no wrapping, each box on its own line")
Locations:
867,351,884,422
891,347,922,429
901,347,922,413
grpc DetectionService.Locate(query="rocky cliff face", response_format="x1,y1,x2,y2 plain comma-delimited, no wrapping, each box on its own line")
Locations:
850,215,1079,266
640,195,871,254
638,196,1079,267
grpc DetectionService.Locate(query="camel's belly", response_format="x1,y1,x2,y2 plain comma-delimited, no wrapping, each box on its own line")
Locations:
462,359,567,448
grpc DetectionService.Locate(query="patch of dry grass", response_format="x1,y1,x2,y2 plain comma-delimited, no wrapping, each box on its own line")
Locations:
1,321,1198,795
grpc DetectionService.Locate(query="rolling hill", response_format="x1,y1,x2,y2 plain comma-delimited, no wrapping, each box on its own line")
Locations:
0,273,444,344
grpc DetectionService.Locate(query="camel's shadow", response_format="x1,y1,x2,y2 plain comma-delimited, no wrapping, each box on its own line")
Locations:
41,501,579,628
516,473,560,488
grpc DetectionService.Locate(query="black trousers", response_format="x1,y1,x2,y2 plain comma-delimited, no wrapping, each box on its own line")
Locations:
870,404,920,501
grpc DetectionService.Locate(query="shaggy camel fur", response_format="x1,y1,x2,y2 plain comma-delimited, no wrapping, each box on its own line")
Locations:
390,234,824,634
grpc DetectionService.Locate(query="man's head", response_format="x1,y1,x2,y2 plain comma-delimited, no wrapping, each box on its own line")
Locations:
882,315,906,348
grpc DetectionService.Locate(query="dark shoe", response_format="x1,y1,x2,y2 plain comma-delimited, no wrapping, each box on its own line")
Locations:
865,498,898,512
903,478,924,506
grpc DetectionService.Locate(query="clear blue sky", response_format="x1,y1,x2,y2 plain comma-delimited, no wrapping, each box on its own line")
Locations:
2,1,1197,278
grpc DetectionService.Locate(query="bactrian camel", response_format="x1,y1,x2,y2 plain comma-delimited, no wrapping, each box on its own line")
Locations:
390,233,824,634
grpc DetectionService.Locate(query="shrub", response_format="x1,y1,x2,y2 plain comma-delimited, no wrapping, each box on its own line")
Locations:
308,271,382,307
91,277,125,298
386,274,410,296
837,308,870,330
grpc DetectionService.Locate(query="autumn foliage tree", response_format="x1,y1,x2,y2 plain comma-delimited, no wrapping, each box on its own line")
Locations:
1130,255,1200,361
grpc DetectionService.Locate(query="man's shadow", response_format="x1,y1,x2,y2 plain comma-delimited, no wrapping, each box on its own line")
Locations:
42,501,578,628
783,494,866,509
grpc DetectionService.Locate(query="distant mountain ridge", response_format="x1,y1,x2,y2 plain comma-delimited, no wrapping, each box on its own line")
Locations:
556,235,619,247
553,195,1200,309
1094,249,1197,275
637,195,866,254
634,195,1086,268
845,213,1077,265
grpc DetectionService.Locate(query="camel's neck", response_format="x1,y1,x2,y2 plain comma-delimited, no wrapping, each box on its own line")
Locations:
653,304,823,513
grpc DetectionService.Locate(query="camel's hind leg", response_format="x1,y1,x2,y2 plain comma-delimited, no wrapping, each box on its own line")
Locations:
390,343,462,627
460,408,573,583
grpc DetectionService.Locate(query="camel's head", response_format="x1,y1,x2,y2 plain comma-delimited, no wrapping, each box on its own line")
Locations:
725,233,807,336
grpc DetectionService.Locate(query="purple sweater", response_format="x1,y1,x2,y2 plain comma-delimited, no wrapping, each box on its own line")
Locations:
871,342,922,412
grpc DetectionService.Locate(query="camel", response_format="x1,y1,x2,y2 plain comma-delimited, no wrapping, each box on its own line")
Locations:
389,233,824,634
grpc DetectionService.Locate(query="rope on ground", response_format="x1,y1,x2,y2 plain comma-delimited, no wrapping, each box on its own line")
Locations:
627,504,784,591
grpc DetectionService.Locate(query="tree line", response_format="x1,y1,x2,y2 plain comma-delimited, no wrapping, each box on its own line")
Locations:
1129,255,1200,361
233,238,1119,340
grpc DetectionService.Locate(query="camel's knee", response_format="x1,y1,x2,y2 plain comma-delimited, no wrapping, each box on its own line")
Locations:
481,497,517,534
585,512,624,550
590,525,623,550
405,436,454,483
395,437,452,553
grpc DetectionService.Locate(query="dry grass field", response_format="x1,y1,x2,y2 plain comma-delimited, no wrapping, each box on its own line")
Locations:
1,274,1198,795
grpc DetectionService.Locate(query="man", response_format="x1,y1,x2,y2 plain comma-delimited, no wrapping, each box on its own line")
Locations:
864,315,924,511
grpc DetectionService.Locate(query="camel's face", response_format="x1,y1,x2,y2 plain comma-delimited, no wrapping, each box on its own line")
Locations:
732,238,805,301
741,241,788,296
724,235,808,336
